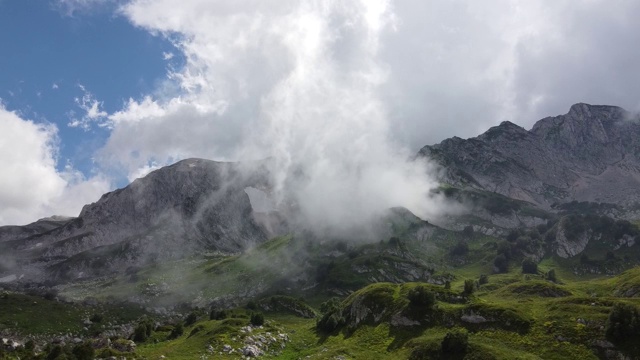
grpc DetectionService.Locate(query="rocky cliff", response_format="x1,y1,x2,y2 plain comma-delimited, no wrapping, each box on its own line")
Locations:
420,103,640,209
0,158,271,281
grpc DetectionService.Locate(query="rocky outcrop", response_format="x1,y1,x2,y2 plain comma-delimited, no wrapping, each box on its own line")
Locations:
0,158,272,282
420,103,640,211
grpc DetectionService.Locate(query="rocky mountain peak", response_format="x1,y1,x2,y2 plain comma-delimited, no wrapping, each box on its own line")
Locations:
421,103,640,208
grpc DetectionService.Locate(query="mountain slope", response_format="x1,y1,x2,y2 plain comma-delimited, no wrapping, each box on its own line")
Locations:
420,103,640,210
0,158,271,282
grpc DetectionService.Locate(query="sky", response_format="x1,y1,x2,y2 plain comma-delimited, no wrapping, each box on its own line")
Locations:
1,0,640,226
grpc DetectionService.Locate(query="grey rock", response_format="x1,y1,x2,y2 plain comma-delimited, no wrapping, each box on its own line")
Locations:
420,103,640,210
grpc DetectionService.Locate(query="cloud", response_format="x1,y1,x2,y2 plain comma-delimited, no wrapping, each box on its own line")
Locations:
53,0,117,17
52,83,59,90
67,84,110,130
0,105,110,225
40,0,640,231
96,0,449,235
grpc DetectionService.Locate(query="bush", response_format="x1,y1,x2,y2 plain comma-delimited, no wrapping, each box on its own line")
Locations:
463,279,475,295
478,274,489,285
168,323,184,339
210,309,228,320
72,342,95,360
450,240,469,256
493,254,508,273
250,312,265,326
246,300,258,310
606,303,640,343
185,312,198,327
496,241,512,260
317,311,345,332
89,313,103,323
441,329,468,355
317,298,345,332
521,258,538,274
407,286,436,308
133,324,148,342
546,269,557,282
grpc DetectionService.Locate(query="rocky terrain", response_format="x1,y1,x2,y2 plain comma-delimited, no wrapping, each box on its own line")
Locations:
0,158,272,282
1,103,640,360
420,103,640,210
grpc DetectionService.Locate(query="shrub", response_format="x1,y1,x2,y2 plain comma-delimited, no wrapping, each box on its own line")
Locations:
496,241,512,260
546,269,557,282
317,311,345,332
317,298,345,332
210,309,228,320
478,274,489,285
185,312,198,327
444,281,451,290
493,254,508,273
463,279,475,295
72,342,95,360
450,240,469,256
89,313,103,323
606,303,640,343
250,312,265,326
246,300,258,310
441,329,468,355
407,285,436,308
168,323,184,339
133,324,148,342
521,258,538,274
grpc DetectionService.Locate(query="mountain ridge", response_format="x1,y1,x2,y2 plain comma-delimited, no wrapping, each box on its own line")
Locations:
420,103,640,209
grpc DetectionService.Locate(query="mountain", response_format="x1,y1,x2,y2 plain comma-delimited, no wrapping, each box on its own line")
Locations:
3,104,640,360
0,158,272,282
420,103,640,211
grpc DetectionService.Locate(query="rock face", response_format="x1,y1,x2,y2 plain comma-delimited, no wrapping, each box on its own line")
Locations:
0,158,271,282
420,103,640,209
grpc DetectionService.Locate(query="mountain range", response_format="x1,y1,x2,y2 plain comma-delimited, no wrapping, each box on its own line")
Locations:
1,103,639,285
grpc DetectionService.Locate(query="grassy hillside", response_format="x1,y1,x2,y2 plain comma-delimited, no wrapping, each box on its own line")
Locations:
3,206,640,359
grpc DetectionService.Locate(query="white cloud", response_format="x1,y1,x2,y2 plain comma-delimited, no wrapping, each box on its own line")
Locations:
162,51,174,60
41,0,640,231
101,0,450,235
52,83,59,90
0,106,110,225
67,84,110,130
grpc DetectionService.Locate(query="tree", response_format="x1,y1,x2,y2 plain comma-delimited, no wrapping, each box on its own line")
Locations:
185,312,198,327
317,298,345,332
463,279,475,295
250,312,265,326
606,303,640,343
210,309,228,320
407,286,436,308
546,269,557,282
450,240,469,256
478,274,489,285
493,254,508,273
168,322,184,339
521,258,538,274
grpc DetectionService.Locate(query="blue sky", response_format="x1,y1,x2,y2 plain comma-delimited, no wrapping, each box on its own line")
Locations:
0,1,176,175
2,0,640,225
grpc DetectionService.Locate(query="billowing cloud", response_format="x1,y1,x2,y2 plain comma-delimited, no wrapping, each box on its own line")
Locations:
78,0,640,233
0,105,110,225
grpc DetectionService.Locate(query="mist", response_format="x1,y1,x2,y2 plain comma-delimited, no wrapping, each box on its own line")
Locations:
113,0,450,237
